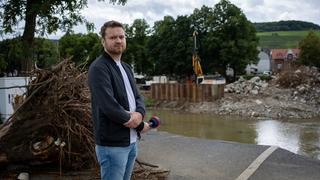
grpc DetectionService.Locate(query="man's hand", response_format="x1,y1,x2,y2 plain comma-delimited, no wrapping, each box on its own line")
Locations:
141,122,151,133
123,112,143,128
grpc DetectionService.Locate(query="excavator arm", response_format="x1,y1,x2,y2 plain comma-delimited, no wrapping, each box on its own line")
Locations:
192,31,204,84
192,54,203,76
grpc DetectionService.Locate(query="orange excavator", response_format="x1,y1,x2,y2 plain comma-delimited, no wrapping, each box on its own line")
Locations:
192,31,204,84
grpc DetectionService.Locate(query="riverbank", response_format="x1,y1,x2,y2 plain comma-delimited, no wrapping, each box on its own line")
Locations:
145,67,320,119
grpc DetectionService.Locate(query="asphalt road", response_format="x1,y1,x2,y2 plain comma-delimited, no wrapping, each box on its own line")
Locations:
137,130,320,180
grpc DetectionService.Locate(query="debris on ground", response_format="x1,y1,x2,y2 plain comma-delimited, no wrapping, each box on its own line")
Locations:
276,66,320,106
133,160,170,180
148,66,320,119
0,59,94,171
224,76,269,95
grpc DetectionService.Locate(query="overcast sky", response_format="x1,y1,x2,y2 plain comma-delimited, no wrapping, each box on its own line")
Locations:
72,0,320,38
3,0,320,39
81,0,320,27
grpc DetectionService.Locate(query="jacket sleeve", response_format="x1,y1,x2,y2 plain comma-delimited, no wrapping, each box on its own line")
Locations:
88,64,130,124
134,87,145,118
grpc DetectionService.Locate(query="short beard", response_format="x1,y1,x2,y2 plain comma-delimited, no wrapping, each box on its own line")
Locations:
105,48,123,58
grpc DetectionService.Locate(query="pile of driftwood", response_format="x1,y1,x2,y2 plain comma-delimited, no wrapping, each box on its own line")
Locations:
0,60,94,172
0,60,169,179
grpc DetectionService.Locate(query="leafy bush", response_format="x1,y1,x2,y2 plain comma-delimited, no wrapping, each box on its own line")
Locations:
259,75,272,81
242,74,255,80
242,74,272,81
144,98,155,107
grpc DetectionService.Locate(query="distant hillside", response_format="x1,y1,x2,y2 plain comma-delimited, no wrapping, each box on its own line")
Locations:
253,20,320,32
257,30,320,48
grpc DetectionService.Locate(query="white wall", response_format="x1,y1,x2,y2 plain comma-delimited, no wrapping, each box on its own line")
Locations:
256,51,271,73
0,77,29,122
246,51,271,74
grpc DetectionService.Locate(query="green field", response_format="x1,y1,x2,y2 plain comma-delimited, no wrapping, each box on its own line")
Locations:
256,30,320,48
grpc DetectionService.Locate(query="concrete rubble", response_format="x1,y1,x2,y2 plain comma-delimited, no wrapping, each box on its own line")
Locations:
225,76,269,95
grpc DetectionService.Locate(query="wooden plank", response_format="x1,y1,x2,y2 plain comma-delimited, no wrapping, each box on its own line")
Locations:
150,83,224,102
192,84,197,102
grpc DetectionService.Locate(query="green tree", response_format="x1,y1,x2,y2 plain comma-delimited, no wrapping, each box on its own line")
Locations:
253,20,320,32
0,55,8,73
171,15,194,78
0,37,24,74
149,15,194,79
0,37,59,74
123,19,152,75
189,6,215,75
190,5,214,34
59,32,101,66
210,0,258,79
0,0,127,73
148,16,176,76
33,38,59,68
299,31,320,68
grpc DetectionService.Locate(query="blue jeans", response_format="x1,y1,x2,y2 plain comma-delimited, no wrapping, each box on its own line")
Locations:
95,143,137,180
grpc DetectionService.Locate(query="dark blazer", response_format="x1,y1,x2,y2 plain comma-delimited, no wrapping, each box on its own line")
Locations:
88,51,145,147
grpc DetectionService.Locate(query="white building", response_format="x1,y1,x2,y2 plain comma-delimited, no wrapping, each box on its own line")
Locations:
246,50,271,74
0,77,29,122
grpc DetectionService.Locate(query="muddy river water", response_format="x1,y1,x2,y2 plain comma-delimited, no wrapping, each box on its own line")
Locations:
146,109,320,160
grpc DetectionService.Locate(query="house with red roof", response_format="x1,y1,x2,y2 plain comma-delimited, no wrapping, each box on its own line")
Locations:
270,48,300,73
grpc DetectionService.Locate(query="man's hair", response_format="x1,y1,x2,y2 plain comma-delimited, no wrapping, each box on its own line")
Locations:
100,20,124,38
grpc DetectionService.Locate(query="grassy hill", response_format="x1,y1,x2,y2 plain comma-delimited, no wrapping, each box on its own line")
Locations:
256,30,320,48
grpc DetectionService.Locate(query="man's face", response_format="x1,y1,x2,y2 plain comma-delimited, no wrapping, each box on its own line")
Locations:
101,27,126,56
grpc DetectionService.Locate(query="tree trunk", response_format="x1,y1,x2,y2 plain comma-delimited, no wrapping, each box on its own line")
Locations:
21,0,37,75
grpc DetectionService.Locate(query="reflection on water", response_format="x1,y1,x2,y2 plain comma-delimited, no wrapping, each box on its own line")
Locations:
146,110,320,160
255,120,299,154
256,120,320,159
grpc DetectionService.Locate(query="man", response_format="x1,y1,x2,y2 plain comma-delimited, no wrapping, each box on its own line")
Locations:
88,20,150,180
